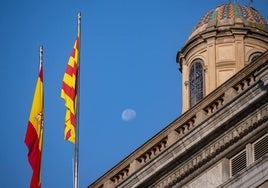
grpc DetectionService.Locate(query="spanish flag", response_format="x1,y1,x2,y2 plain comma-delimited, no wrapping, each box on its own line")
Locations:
25,53,44,188
61,28,80,143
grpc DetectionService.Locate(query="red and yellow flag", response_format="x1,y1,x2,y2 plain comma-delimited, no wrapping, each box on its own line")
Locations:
61,29,80,143
25,61,44,188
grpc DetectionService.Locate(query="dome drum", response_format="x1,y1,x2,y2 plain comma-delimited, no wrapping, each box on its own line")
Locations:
177,3,268,112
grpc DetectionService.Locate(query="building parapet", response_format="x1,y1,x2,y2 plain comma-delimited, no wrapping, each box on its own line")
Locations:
88,50,268,188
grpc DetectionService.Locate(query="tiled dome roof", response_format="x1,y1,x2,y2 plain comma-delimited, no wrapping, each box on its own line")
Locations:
188,3,268,40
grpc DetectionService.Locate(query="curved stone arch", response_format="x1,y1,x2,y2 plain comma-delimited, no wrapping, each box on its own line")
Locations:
185,47,207,67
245,48,265,64
185,54,207,79
248,51,263,63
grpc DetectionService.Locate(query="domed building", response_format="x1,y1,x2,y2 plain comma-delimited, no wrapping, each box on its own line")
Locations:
178,3,268,112
88,3,268,188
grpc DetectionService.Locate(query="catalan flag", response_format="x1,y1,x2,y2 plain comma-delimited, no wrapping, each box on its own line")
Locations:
61,28,80,143
25,50,44,188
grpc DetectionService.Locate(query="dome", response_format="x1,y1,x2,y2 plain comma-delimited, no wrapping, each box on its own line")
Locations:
188,3,268,40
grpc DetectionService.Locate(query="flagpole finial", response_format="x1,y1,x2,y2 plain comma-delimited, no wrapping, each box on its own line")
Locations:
77,12,81,36
78,12,81,24
39,45,43,55
39,45,43,69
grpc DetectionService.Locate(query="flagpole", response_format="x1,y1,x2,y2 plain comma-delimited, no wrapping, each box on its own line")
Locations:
39,45,45,188
39,46,43,74
74,12,81,188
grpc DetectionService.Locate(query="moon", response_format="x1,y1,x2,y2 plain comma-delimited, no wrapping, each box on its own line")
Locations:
121,108,136,121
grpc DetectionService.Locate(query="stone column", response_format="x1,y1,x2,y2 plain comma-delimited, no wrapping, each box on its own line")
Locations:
207,37,216,94
233,32,246,72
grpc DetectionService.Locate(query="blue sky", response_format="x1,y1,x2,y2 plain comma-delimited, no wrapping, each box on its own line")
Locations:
1,0,267,187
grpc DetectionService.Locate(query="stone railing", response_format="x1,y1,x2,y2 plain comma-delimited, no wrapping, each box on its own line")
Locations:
110,165,130,185
233,74,256,93
175,116,196,136
154,104,268,188
203,95,224,115
136,137,168,165
88,51,268,188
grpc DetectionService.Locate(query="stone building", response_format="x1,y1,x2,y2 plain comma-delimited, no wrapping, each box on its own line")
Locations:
88,3,268,188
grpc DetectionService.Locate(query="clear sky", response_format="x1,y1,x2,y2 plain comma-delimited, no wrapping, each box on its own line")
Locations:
1,0,267,187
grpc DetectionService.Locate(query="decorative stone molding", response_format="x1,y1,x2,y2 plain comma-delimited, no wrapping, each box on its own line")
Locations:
203,95,224,115
110,165,130,185
233,74,256,93
154,105,268,188
136,137,168,165
175,116,196,137
88,52,268,188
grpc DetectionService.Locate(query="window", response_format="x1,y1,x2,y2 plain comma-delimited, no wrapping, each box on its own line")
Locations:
189,60,205,108
248,52,262,63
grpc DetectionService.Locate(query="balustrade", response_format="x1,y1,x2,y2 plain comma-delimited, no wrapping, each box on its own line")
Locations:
234,74,256,93
175,116,196,136
136,137,168,165
204,96,224,115
110,166,129,185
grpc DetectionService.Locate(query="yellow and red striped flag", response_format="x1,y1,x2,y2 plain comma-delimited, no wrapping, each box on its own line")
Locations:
61,28,80,143
25,56,44,188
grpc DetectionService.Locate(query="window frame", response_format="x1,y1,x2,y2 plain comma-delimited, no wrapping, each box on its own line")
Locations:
248,52,262,63
189,59,205,108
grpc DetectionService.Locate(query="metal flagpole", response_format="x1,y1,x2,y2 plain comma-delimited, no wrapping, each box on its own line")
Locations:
74,12,81,188
39,45,44,188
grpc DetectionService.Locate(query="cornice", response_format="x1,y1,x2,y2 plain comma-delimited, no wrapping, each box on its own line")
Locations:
152,102,268,188
120,73,268,188
177,27,268,71
88,52,268,188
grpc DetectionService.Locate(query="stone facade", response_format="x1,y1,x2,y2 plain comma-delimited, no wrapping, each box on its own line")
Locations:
88,3,268,188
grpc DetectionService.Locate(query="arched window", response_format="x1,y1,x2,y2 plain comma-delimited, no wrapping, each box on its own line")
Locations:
189,60,205,108
249,52,262,63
